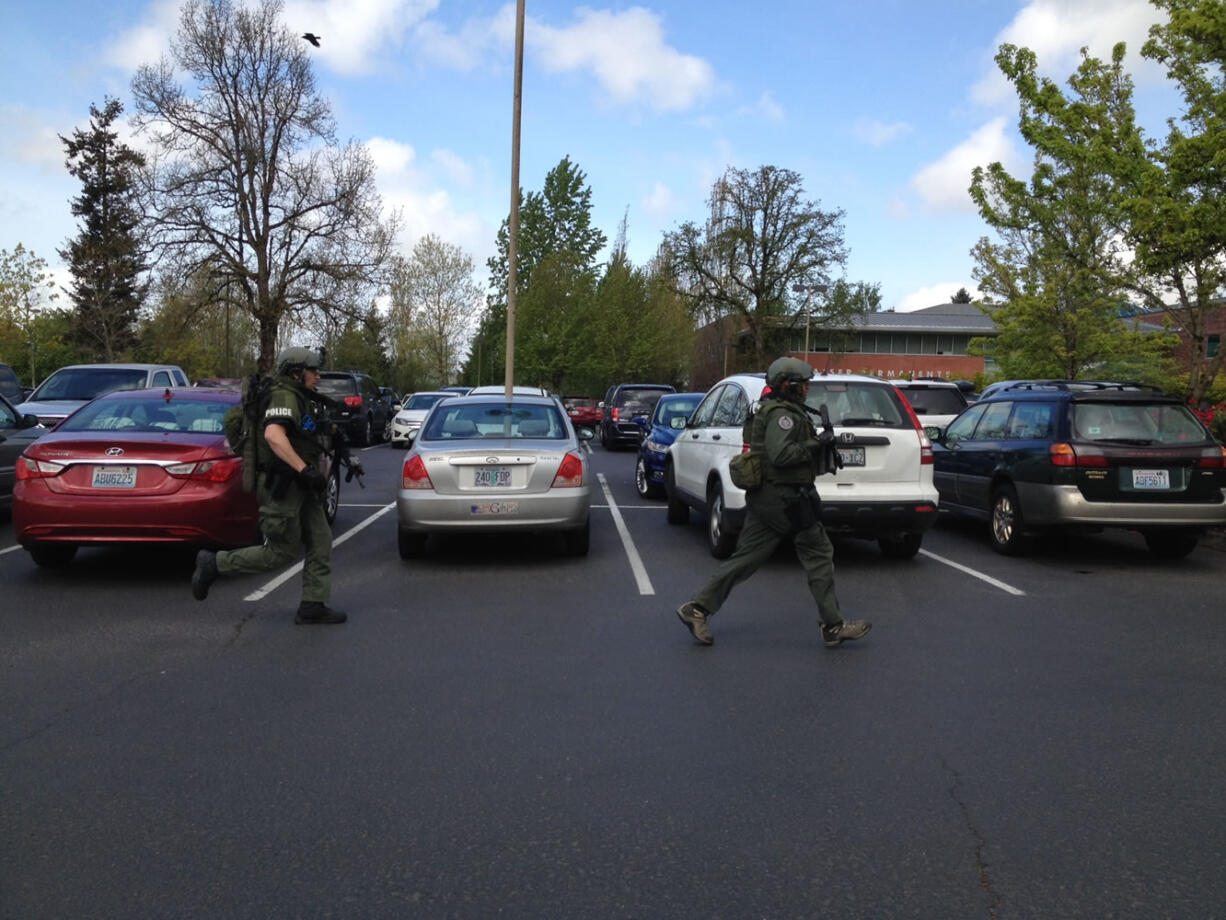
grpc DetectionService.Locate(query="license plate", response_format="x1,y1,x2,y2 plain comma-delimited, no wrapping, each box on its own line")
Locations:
837,447,865,467
473,467,511,487
1131,469,1170,490
92,465,137,488
470,501,519,515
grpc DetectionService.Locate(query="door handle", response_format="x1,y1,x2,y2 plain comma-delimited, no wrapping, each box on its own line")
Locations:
712,434,722,440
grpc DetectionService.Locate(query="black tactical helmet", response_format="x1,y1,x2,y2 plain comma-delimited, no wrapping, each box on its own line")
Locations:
276,346,325,376
766,356,814,389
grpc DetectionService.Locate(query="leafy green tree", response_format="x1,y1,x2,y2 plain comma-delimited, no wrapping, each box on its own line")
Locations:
970,44,1174,379
330,305,390,381
131,0,396,373
0,245,64,385
515,252,596,392
663,165,848,367
950,287,974,303
59,97,147,362
1115,0,1226,402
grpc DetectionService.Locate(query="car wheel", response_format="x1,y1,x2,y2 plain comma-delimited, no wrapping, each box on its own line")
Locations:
564,518,591,557
665,464,688,525
600,425,612,450
634,456,656,499
1143,529,1198,559
359,417,373,447
397,529,426,559
989,485,1031,555
706,484,738,559
324,463,341,525
878,533,923,559
29,544,77,568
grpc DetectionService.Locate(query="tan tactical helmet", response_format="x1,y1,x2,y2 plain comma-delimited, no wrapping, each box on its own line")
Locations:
766,356,814,389
275,346,325,376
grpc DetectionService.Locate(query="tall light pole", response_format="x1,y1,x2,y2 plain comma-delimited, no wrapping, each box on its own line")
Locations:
504,0,525,399
791,283,826,362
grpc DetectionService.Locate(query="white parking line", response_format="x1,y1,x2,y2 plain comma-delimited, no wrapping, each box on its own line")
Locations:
243,503,395,602
918,548,1026,596
597,473,655,596
1,544,23,556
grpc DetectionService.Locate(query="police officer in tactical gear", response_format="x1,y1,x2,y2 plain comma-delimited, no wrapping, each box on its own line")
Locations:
677,356,871,648
191,346,361,624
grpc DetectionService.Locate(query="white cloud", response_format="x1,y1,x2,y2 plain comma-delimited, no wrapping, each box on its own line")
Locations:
755,92,784,122
641,181,677,219
895,283,982,313
910,118,1021,214
366,136,492,268
971,0,1166,106
0,106,65,171
851,117,912,147
105,0,183,71
527,6,715,111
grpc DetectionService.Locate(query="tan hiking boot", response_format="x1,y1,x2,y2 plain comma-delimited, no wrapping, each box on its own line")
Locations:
822,620,871,648
677,602,713,645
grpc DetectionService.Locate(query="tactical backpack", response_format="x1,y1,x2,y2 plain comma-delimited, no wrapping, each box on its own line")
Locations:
223,375,276,492
728,404,767,491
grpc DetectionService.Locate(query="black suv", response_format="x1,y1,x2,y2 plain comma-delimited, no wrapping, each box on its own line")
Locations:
316,370,390,446
0,363,25,404
599,384,675,449
930,380,1226,557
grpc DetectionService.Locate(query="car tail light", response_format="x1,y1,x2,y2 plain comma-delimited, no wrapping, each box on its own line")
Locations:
402,454,433,489
166,457,242,482
551,451,585,488
15,456,66,480
611,407,620,422
740,443,751,454
897,396,933,465
344,395,363,408
1050,443,1108,467
1197,445,1226,469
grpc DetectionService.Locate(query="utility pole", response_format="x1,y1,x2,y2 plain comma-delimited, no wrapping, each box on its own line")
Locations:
504,0,525,399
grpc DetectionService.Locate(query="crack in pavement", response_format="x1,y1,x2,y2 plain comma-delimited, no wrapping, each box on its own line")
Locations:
941,755,1002,920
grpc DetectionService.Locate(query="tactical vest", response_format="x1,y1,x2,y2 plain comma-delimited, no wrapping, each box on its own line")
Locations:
750,398,819,485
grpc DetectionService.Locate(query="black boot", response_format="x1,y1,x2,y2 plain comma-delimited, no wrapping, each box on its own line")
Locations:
191,549,218,601
295,601,348,625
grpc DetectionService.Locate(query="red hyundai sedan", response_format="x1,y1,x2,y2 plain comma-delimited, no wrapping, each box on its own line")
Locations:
13,387,259,567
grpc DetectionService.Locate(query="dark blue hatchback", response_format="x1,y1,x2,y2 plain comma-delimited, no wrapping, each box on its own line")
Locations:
635,392,704,498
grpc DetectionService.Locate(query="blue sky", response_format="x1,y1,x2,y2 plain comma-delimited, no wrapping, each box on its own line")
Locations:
2,0,1181,313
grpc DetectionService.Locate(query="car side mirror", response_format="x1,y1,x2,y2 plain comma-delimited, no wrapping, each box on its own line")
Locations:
632,415,648,430
670,416,687,430
923,425,944,442
575,426,595,441
19,413,42,429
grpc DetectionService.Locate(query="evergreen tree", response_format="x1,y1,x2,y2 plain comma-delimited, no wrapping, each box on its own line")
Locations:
58,97,147,361
950,287,974,303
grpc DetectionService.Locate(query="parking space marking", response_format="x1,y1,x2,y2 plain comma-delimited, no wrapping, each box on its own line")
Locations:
1,544,23,556
244,503,395,602
918,549,1026,596
597,473,655,596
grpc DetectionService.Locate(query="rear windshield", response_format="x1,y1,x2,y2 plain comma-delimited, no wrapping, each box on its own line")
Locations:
315,376,357,399
0,366,22,402
654,396,702,426
615,388,671,416
563,397,595,409
897,387,966,416
58,395,234,433
422,402,568,441
405,393,448,410
1072,402,1208,444
31,368,149,401
806,382,908,428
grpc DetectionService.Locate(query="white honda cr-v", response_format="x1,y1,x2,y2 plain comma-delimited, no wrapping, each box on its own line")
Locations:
664,370,939,558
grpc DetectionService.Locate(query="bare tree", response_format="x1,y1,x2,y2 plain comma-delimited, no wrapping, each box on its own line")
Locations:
390,236,481,384
131,0,397,372
663,165,848,366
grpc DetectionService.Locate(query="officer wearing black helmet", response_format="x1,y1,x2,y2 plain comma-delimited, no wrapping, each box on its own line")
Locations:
191,346,361,624
677,356,871,649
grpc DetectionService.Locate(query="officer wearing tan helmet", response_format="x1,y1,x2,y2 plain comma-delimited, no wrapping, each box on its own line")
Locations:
192,346,360,624
677,356,871,649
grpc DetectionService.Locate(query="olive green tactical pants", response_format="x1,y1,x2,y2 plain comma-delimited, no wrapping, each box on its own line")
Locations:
216,480,332,603
692,507,842,627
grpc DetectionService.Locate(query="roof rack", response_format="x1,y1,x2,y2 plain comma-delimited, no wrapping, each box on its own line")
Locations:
999,380,1165,394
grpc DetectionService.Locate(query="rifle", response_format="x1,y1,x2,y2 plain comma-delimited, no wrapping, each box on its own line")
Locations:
804,402,843,473
335,443,366,489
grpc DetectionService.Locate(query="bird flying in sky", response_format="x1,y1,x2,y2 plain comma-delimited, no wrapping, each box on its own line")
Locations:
302,33,321,47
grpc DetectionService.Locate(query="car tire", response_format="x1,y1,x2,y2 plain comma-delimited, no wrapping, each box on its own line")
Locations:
564,518,591,557
324,463,341,525
665,464,688,525
359,417,373,447
989,484,1031,555
1142,529,1198,559
706,484,738,559
29,544,77,568
634,456,657,499
397,529,426,559
600,424,613,450
879,532,923,559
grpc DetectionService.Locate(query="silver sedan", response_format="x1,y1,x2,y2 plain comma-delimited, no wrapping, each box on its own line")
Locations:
395,394,594,557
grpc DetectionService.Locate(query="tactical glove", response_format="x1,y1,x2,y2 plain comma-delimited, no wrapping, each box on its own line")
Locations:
298,465,328,493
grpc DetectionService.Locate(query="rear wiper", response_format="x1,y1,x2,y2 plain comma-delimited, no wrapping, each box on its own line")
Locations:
1092,438,1155,446
838,416,882,426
